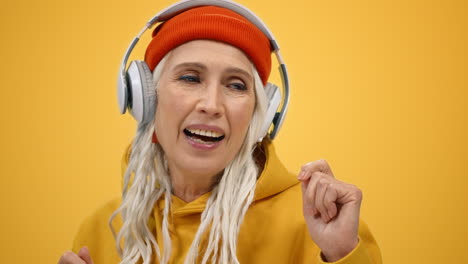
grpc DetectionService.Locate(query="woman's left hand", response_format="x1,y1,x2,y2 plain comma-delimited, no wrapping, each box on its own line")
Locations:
298,159,362,262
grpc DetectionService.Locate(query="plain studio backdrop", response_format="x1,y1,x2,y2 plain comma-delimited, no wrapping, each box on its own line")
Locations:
0,0,466,263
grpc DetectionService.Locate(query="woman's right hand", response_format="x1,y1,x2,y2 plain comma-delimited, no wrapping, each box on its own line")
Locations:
58,246,94,264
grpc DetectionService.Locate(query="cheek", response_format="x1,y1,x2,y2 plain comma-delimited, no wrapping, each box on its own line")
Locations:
230,99,255,138
158,95,186,118
155,88,189,137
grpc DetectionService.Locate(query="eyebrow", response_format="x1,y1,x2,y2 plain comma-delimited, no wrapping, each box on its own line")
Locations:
172,62,253,80
172,62,207,72
225,67,253,81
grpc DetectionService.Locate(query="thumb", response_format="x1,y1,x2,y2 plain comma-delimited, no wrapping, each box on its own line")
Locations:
78,247,94,264
299,177,315,215
298,171,311,200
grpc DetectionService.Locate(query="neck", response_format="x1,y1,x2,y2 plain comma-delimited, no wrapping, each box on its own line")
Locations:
170,169,220,203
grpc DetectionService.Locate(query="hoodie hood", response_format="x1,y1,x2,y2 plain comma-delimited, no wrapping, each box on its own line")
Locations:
121,141,298,202
252,141,298,200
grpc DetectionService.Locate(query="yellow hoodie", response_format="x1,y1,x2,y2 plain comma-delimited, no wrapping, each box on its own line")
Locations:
72,142,382,263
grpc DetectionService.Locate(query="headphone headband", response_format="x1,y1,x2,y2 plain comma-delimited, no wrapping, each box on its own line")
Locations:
118,0,289,140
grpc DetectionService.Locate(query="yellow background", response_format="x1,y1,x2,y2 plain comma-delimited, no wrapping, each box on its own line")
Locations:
0,0,466,263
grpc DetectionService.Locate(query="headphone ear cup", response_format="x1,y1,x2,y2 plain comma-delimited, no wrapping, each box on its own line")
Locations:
259,82,281,142
139,61,156,124
126,61,155,124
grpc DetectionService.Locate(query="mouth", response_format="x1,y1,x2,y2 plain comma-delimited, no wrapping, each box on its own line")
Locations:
183,128,225,144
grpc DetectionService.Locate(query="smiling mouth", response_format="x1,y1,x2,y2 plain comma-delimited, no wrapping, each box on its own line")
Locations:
183,128,225,144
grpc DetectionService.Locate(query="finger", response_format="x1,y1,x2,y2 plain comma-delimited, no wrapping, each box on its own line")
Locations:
297,170,305,180
301,171,328,216
323,184,338,220
331,182,364,206
297,168,311,181
315,179,330,222
300,159,334,179
58,251,86,264
78,247,94,264
301,181,314,215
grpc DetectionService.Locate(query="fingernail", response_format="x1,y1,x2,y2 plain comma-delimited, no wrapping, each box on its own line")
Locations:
298,171,304,180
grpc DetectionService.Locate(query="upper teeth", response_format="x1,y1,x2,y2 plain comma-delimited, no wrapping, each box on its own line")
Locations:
187,128,223,138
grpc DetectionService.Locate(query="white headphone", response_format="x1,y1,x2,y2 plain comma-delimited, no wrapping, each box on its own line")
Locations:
117,0,290,141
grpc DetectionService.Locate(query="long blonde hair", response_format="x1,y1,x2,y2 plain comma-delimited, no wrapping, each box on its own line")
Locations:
110,52,269,264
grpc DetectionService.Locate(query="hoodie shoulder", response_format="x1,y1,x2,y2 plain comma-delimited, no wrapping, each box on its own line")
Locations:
72,198,122,263
254,141,299,201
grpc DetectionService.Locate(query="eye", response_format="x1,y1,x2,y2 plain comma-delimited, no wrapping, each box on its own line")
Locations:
178,74,200,83
228,82,247,91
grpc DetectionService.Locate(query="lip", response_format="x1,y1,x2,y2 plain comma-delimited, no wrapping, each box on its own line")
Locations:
183,124,226,151
184,124,225,135
185,134,222,150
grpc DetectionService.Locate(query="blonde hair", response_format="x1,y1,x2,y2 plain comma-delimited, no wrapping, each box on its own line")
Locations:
110,53,269,264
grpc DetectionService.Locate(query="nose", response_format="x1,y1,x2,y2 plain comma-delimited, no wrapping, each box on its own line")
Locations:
196,81,224,117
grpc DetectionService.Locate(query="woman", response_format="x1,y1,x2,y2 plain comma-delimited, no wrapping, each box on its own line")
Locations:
59,1,381,263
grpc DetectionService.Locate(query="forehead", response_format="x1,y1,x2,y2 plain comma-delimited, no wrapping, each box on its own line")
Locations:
165,40,253,73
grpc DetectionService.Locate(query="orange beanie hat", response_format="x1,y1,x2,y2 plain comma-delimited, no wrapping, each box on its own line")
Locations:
144,6,272,85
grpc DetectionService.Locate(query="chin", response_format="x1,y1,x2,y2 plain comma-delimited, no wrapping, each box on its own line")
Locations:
186,160,227,178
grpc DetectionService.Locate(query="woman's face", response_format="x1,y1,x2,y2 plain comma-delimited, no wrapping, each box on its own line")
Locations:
154,40,256,180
